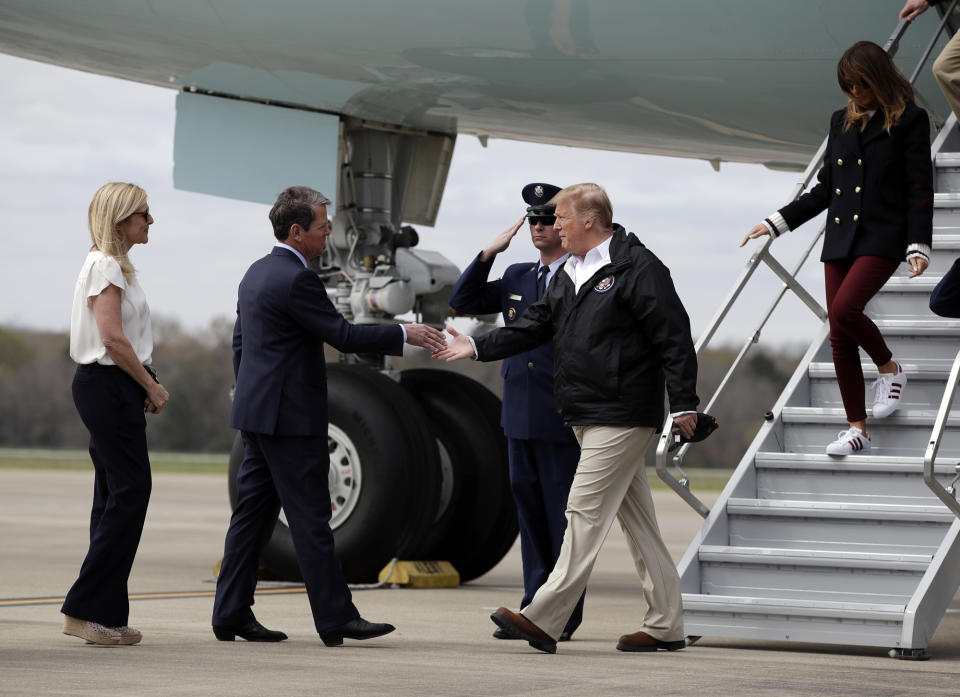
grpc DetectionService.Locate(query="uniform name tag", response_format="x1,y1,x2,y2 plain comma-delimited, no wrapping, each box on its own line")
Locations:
509,294,522,301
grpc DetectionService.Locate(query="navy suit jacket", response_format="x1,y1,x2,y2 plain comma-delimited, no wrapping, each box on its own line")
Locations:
449,253,575,443
931,258,960,318
231,247,404,436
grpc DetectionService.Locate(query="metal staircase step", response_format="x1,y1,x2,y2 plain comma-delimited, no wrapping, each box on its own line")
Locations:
698,545,931,570
727,498,954,523
753,452,956,504
782,405,959,424
935,152,960,168
726,497,952,555
935,192,960,208
682,593,906,646
755,451,954,474
807,361,951,407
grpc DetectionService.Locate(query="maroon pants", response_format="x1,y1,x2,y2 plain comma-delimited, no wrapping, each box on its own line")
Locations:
824,256,901,423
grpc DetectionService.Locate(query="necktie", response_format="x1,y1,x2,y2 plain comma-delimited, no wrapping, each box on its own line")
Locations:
536,265,549,300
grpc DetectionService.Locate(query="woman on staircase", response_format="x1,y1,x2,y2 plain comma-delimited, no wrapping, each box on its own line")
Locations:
741,40,934,456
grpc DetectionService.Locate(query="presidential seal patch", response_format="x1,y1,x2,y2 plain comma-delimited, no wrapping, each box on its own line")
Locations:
594,275,615,293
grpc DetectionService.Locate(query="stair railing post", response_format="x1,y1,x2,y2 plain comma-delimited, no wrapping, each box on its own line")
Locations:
923,349,960,519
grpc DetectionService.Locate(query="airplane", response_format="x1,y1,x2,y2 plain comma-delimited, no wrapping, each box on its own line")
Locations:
3,0,959,655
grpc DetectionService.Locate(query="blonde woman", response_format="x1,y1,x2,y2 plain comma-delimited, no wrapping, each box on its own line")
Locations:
62,182,169,645
741,41,933,456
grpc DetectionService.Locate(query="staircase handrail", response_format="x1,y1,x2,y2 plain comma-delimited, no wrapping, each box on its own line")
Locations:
923,348,960,519
657,8,957,517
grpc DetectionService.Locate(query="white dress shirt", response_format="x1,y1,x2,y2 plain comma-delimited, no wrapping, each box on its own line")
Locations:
564,234,613,293
70,250,153,365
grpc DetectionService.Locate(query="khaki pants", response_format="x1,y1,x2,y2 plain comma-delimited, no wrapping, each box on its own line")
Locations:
934,30,960,121
521,425,684,642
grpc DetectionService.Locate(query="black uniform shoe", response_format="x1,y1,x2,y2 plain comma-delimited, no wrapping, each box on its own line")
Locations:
213,620,287,642
319,618,396,647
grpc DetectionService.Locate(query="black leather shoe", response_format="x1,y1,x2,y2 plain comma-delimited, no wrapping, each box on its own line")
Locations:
492,627,522,640
212,620,287,642
559,631,572,642
319,618,395,647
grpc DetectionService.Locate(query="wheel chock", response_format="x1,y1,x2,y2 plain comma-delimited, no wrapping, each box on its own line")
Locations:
378,560,460,588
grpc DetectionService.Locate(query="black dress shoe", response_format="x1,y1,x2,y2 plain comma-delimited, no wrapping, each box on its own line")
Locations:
492,627,522,640
319,618,395,647
212,620,287,642
559,631,572,642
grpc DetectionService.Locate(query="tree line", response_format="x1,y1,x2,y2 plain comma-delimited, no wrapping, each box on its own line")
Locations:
0,319,802,467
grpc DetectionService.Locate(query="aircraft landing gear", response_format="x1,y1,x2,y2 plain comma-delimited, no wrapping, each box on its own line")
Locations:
227,367,516,584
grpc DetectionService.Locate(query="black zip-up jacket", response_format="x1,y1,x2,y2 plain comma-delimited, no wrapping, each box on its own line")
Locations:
474,226,699,428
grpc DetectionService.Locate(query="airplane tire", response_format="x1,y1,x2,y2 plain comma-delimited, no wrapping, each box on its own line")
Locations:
399,369,517,583
226,364,441,583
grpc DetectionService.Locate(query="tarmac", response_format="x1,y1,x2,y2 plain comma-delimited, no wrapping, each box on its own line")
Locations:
1,469,959,697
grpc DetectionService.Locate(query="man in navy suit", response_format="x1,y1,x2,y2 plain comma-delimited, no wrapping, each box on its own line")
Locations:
212,186,446,646
449,183,584,641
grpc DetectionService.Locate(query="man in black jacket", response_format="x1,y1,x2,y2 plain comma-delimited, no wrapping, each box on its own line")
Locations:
437,183,699,654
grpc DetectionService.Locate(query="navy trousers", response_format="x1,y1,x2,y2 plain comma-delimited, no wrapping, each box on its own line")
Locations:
212,431,359,633
62,364,152,627
508,437,585,636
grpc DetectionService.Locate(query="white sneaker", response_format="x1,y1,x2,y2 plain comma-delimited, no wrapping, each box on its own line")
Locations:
825,426,871,456
871,363,907,419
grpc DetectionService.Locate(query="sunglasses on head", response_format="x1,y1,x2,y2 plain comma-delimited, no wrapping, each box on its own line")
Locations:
528,215,556,226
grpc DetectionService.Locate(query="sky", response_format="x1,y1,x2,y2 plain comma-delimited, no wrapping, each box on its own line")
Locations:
0,53,829,350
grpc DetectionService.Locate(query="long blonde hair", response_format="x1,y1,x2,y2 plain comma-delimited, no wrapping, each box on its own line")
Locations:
838,41,914,134
87,182,147,282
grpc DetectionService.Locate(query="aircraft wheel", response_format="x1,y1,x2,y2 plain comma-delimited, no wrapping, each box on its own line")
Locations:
226,364,441,583
399,369,517,582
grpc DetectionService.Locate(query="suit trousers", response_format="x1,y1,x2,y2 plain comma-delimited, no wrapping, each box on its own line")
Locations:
934,29,960,123
62,364,152,627
508,437,585,635
521,425,683,642
212,431,359,633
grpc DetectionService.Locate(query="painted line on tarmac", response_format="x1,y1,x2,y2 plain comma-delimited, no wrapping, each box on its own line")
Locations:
0,587,307,607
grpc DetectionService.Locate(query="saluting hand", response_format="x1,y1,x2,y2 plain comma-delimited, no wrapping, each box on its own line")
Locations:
480,216,527,262
740,223,770,247
405,323,447,353
432,326,476,362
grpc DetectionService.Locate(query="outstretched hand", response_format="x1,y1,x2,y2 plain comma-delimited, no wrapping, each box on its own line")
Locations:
480,216,527,262
740,223,770,247
432,326,477,362
405,323,447,353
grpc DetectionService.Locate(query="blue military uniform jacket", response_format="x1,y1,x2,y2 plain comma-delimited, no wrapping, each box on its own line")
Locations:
449,253,575,443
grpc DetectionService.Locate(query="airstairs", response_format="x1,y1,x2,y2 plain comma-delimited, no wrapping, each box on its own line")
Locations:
657,10,960,658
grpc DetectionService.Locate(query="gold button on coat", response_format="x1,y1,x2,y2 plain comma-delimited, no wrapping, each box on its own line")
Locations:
837,158,843,166
858,158,862,165
834,217,841,224
835,188,842,195
855,186,861,193
853,214,859,221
